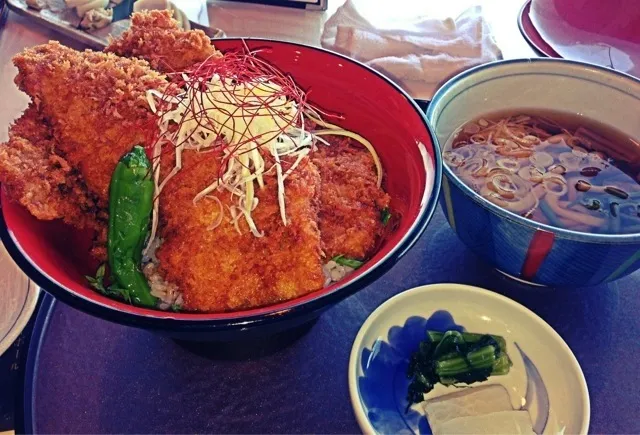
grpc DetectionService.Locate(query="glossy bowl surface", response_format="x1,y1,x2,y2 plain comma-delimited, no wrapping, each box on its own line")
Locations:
0,38,441,336
427,58,640,287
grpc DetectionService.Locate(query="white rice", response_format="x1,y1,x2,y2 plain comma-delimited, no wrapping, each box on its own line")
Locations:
143,262,183,310
142,238,183,310
322,260,355,287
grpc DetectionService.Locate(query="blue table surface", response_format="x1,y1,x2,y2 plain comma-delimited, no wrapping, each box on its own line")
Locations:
23,209,640,433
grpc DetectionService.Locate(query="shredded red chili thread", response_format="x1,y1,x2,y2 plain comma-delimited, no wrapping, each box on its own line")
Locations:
148,45,341,179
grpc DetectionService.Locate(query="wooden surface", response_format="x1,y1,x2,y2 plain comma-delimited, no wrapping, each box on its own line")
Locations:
0,0,536,349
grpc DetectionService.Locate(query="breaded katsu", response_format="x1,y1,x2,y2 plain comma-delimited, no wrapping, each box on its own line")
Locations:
0,15,393,313
155,151,325,312
106,10,221,73
2,41,166,258
105,10,389,264
313,138,391,259
0,106,105,232
12,41,166,203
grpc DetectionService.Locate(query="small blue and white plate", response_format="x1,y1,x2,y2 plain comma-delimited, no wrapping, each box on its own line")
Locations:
348,284,589,435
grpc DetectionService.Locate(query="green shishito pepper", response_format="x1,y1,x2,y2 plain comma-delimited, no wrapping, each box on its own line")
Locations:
107,145,157,307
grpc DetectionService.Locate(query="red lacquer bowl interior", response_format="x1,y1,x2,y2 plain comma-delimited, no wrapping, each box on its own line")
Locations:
0,39,439,324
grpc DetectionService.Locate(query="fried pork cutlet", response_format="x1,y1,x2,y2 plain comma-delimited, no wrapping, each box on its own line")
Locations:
2,25,392,313
0,106,106,235
312,138,391,259
106,10,221,73
2,42,166,259
12,41,167,203
155,151,325,312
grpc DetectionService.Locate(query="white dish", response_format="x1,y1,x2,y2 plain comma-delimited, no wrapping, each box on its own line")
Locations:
0,241,39,356
348,283,589,434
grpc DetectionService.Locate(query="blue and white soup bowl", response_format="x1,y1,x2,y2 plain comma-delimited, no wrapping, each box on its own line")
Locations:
426,59,640,287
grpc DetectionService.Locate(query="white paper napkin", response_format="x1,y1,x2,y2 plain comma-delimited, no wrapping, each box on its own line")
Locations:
321,0,502,99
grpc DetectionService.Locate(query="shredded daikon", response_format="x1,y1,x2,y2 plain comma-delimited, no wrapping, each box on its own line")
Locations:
145,69,383,239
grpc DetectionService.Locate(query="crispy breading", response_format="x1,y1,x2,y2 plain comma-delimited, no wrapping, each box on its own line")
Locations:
105,10,221,73
313,138,390,259
155,150,325,312
1,34,393,313
2,42,165,259
0,106,106,232
12,41,166,203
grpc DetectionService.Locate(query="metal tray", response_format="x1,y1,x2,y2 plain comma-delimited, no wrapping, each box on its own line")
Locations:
6,0,224,49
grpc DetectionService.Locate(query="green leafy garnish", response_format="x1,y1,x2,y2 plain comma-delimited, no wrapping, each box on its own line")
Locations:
85,263,107,292
406,330,512,411
332,255,364,269
380,208,391,226
85,263,132,304
171,303,181,312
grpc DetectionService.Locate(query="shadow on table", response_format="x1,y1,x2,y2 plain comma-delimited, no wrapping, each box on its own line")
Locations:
173,319,318,360
486,269,620,355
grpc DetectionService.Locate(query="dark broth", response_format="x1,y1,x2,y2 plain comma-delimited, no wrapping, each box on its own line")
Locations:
443,109,640,234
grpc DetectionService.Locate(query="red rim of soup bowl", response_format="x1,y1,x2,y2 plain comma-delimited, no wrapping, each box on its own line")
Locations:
0,39,442,332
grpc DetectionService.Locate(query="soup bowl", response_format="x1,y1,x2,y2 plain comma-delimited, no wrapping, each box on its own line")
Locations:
427,58,640,287
0,38,441,340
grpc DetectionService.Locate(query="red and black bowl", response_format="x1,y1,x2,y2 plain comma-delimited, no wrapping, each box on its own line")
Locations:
0,39,442,340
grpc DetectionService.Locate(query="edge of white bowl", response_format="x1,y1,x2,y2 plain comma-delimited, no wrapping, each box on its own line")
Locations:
0,281,39,357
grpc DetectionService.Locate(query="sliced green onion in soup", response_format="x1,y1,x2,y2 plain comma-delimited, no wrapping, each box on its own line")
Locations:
571,146,589,157
480,185,537,214
495,138,519,150
443,151,466,167
518,135,541,148
488,172,530,200
543,173,568,196
548,164,566,174
470,134,487,144
444,146,475,167
496,158,520,173
461,158,489,177
480,186,510,207
529,151,554,168
558,152,583,171
518,165,545,183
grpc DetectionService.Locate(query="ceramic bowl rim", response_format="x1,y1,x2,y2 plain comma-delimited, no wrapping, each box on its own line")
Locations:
348,283,591,435
0,37,442,331
427,57,640,243
0,281,39,357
